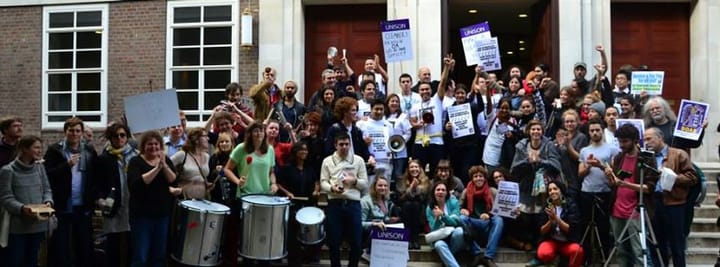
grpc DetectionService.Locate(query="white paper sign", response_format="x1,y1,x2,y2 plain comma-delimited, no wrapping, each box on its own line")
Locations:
123,89,181,133
475,37,502,71
381,19,413,63
447,103,475,138
631,71,664,95
367,129,389,160
460,21,492,66
370,227,409,267
491,181,520,219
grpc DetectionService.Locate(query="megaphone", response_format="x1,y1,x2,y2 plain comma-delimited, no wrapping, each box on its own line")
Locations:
388,135,406,153
422,111,434,124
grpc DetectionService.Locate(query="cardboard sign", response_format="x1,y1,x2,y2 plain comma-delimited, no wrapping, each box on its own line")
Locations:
674,99,709,141
447,103,475,138
491,181,520,219
460,21,492,66
370,227,409,267
631,71,664,95
474,37,502,71
381,19,413,63
123,89,181,133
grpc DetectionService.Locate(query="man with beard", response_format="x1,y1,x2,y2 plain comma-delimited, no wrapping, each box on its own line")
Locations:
0,116,23,166
643,96,706,151
356,80,377,121
577,118,619,265
273,80,306,142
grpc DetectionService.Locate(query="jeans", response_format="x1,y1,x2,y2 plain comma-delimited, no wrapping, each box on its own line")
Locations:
326,199,362,267
48,208,94,267
461,215,503,259
1,232,44,267
130,216,169,267
610,217,644,267
651,194,687,267
432,227,465,267
105,231,131,267
412,144,445,177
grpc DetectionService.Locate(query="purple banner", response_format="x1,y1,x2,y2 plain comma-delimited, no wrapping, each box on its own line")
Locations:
370,227,410,242
381,19,410,32
459,21,490,38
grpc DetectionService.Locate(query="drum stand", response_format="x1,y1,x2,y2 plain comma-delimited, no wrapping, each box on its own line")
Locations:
580,194,607,265
603,162,664,267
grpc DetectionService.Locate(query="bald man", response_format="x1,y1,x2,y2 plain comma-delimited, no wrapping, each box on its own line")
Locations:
411,66,440,94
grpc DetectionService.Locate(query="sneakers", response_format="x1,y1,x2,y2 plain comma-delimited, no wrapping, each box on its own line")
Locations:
468,256,497,267
525,257,543,267
484,258,498,267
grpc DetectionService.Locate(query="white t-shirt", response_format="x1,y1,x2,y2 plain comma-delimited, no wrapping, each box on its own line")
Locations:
604,128,619,149
399,91,422,114
411,94,446,145
386,113,412,158
357,118,392,163
482,113,515,166
358,72,386,96
357,99,372,120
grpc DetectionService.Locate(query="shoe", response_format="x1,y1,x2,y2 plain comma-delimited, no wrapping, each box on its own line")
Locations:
525,258,543,267
484,258,497,267
468,254,484,267
409,241,421,250
361,250,371,263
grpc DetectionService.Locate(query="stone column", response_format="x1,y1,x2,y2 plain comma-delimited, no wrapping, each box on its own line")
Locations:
558,0,611,84
258,0,305,100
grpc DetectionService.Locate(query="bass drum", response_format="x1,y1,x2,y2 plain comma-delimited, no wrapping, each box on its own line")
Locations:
238,194,290,260
172,200,230,266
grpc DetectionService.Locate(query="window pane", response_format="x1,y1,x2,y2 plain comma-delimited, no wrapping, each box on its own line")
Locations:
177,91,199,110
49,52,73,69
76,115,101,122
173,28,200,46
48,115,72,122
172,71,198,89
77,31,101,49
204,27,231,45
48,73,72,92
48,94,71,111
203,47,230,65
204,70,230,89
173,48,200,66
185,115,200,122
76,51,101,68
49,12,73,28
204,91,225,110
174,7,200,23
77,11,101,27
204,6,231,22
77,73,100,91
77,93,100,111
49,33,73,50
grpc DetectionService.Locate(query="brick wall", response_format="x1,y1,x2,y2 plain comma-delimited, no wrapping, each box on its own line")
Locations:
237,0,260,92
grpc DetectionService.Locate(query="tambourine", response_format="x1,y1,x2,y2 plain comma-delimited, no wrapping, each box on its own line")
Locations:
422,111,434,124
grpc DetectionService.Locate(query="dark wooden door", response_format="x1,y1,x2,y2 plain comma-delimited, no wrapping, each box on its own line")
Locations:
304,4,386,104
611,3,690,109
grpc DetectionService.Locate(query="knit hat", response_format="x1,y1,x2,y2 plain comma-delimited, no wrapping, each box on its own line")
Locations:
589,102,606,117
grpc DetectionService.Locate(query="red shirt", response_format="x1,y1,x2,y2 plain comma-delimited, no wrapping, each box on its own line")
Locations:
272,141,292,167
612,154,640,219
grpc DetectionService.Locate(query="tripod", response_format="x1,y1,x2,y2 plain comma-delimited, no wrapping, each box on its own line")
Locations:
604,161,664,267
580,194,607,266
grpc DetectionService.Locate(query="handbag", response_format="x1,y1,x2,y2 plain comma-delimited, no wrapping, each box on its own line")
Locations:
0,207,9,247
424,226,455,244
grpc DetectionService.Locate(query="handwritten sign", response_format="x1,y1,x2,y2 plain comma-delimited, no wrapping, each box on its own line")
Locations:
491,181,519,219
631,71,664,95
123,89,181,133
370,227,409,267
475,37,502,71
674,99,709,141
448,103,475,138
617,119,645,148
381,19,413,63
460,21,492,66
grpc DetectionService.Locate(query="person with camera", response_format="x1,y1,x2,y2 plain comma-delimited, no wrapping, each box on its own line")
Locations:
644,127,697,267
0,135,53,267
603,124,659,267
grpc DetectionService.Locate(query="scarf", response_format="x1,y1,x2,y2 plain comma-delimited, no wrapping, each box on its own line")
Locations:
465,180,493,215
105,144,138,172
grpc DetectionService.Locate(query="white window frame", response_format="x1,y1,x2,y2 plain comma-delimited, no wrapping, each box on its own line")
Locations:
166,0,239,127
41,3,109,129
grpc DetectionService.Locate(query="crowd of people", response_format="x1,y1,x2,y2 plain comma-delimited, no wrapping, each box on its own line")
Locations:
0,45,718,267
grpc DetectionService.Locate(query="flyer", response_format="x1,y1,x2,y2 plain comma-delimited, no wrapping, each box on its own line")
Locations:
460,21,492,66
491,181,520,219
447,103,475,138
673,99,709,141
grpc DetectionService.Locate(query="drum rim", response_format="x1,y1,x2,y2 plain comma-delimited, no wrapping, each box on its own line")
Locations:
178,199,231,213
240,193,290,206
295,206,325,224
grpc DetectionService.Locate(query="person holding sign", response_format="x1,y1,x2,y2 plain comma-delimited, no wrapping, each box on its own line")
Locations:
529,181,584,267
643,96,707,151
443,83,481,184
459,166,503,267
359,176,400,261
357,99,392,185
0,135,53,267
425,181,467,267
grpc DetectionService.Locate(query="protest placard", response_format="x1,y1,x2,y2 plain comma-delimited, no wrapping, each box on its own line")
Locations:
381,19,413,63
475,37,502,71
491,181,520,219
617,119,645,148
124,89,181,133
460,21,492,66
674,99,709,141
630,71,664,95
370,227,409,267
366,129,389,160
447,103,475,138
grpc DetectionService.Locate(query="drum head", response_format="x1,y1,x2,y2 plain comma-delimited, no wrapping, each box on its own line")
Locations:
180,199,230,214
296,207,325,224
241,194,290,206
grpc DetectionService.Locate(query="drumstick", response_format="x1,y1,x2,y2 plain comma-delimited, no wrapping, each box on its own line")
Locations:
292,196,309,201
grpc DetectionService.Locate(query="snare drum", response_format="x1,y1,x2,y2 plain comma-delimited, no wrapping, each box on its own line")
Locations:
295,206,325,245
172,200,230,266
239,194,290,260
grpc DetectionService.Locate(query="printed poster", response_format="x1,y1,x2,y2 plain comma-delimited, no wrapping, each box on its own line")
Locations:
491,181,520,219
616,119,646,148
460,21,492,66
123,89,181,133
381,19,413,63
630,71,664,95
366,129,389,160
370,227,409,267
674,99,709,141
474,37,502,71
447,103,475,138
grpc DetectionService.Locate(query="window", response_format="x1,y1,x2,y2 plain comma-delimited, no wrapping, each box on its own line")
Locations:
167,1,238,125
42,4,108,128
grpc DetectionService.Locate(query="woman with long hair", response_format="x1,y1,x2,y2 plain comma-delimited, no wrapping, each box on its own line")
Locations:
528,181,583,267
208,132,236,203
425,181,466,267
310,85,336,136
171,127,211,199
434,159,464,200
0,135,53,267
359,176,400,261
482,98,519,173
556,110,588,199
397,159,430,249
127,131,177,266
545,86,579,138
224,122,278,196
95,123,138,267
384,93,412,186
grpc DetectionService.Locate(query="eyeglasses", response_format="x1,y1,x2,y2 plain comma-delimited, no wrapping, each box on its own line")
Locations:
114,133,127,138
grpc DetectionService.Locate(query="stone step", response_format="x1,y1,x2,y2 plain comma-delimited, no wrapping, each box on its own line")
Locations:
702,192,718,205
687,232,720,248
691,217,719,232
706,180,718,194
693,204,720,218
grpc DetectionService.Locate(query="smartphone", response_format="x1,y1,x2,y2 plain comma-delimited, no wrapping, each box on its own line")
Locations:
616,170,632,179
